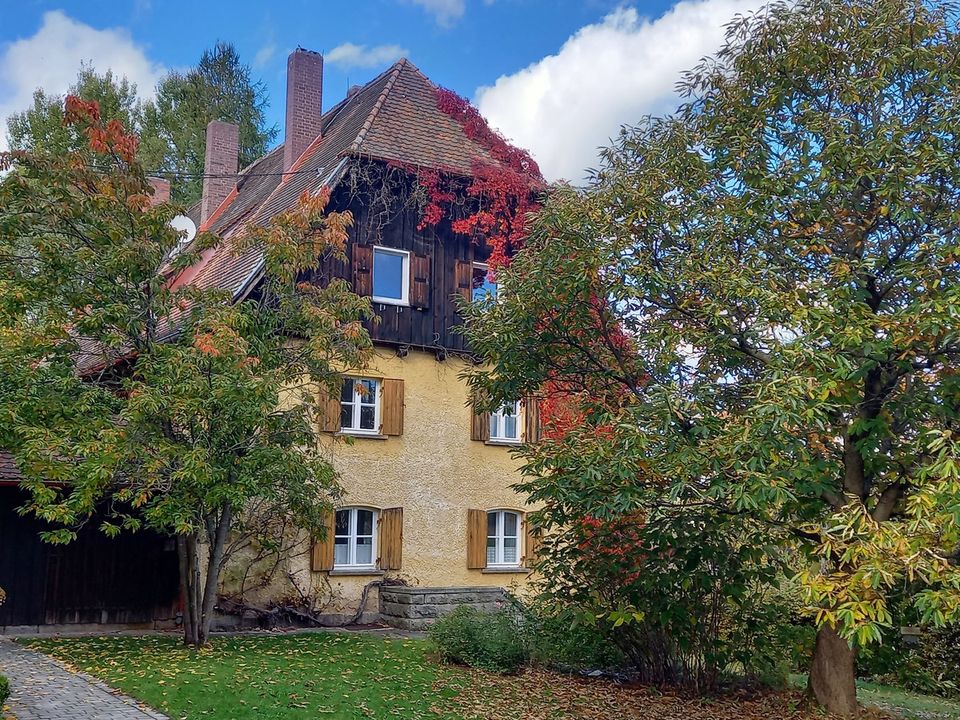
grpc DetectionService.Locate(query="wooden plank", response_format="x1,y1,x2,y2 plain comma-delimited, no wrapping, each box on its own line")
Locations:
379,507,403,570
311,511,335,572
466,508,488,569
524,514,541,569
381,378,404,436
318,382,342,433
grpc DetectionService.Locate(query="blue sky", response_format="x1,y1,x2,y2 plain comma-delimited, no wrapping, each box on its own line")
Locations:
0,0,766,180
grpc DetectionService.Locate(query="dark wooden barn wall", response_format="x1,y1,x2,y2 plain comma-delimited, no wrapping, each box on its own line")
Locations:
0,487,179,627
308,183,489,353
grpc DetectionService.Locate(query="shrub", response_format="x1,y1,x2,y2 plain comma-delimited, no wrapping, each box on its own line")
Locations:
428,606,528,673
874,625,960,698
525,607,625,671
0,674,9,706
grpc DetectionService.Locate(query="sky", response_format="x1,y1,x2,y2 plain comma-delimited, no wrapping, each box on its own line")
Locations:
0,0,767,181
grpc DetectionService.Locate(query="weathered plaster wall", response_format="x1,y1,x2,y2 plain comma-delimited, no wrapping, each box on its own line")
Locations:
309,346,535,616
219,346,536,621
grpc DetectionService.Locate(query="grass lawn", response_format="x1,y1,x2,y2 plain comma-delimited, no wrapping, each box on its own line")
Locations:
20,633,960,720
790,674,960,720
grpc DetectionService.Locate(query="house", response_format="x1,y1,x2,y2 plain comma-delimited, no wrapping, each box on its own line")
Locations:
2,48,543,631
185,49,542,627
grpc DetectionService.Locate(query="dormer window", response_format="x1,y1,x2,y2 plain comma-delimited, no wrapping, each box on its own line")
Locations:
472,263,497,302
373,246,410,305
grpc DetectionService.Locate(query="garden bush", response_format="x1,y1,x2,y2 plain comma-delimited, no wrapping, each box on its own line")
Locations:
0,674,10,706
525,607,625,671
873,625,960,698
428,606,528,673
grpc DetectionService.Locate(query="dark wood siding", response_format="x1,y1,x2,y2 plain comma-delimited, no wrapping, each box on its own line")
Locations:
0,486,179,627
306,181,482,353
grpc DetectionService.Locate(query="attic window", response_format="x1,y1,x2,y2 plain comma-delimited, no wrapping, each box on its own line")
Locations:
373,246,410,306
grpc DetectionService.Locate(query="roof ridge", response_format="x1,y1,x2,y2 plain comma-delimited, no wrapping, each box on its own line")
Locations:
348,59,406,156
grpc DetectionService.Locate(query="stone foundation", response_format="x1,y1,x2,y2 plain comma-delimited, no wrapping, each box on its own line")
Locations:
379,585,507,630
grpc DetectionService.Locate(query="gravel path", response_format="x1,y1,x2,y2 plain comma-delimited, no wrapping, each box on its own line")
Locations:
0,639,167,720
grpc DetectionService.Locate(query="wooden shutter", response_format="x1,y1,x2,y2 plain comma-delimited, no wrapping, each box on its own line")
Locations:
522,396,541,443
410,254,431,309
471,407,490,442
455,260,473,305
318,381,342,433
379,507,403,570
352,244,373,296
311,510,336,571
524,514,541,569
380,379,404,436
467,508,488,569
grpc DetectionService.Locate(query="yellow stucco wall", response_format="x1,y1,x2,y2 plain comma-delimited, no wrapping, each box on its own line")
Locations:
305,346,536,615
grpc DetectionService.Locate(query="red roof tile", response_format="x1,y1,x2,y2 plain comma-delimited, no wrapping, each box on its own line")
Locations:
186,59,501,300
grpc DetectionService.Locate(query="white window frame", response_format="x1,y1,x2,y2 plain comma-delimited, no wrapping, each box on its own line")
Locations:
334,507,379,569
489,400,521,443
340,377,381,435
471,262,498,302
487,509,522,567
372,246,410,306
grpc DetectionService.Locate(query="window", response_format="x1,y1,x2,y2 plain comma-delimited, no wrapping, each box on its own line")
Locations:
340,377,380,434
487,510,520,567
334,507,378,568
489,400,520,442
373,246,409,305
471,263,497,302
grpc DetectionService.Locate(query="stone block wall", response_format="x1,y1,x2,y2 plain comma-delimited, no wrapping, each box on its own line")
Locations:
379,585,507,630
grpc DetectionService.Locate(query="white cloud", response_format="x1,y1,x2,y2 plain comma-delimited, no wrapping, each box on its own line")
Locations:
475,0,767,182
326,43,409,70
253,43,276,69
410,0,466,27
0,10,166,152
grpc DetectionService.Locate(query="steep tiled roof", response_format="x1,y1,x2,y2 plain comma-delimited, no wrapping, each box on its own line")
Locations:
0,451,21,482
179,59,492,300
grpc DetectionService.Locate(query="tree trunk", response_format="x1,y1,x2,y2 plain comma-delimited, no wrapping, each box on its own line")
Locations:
807,624,858,717
177,533,201,646
197,504,232,646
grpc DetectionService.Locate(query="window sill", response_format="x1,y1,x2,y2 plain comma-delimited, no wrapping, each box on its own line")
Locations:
373,298,410,308
485,439,522,447
481,567,531,575
329,568,385,576
337,431,388,441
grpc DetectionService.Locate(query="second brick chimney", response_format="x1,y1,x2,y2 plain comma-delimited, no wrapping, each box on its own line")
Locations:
283,48,324,173
201,120,239,226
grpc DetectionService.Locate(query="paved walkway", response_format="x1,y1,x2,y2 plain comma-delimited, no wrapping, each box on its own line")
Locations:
0,639,166,720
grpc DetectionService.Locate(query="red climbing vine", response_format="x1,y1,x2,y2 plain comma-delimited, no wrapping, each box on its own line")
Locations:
400,88,545,273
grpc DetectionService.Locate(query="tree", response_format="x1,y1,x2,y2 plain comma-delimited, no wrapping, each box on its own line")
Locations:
5,65,165,168
142,42,277,203
0,97,372,646
461,0,960,714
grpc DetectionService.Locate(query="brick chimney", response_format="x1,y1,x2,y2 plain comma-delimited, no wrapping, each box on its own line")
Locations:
283,48,324,173
146,177,170,206
201,120,239,226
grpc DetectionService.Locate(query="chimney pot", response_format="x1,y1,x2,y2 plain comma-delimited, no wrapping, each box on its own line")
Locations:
147,177,170,206
347,84,362,98
201,120,239,226
284,48,324,172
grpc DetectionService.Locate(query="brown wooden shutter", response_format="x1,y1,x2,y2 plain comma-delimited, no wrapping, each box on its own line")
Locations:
471,407,490,442
522,396,541,444
378,507,403,570
318,381,342,433
410,254,430,309
311,510,336,571
467,508,488,569
352,244,373,296
524,514,541,569
380,379,404,436
455,260,473,305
